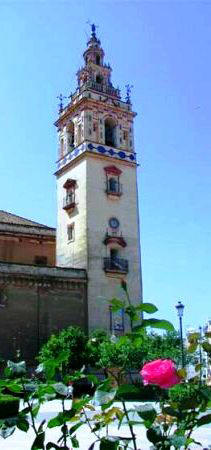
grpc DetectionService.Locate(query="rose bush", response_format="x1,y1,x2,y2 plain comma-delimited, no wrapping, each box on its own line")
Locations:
140,359,182,389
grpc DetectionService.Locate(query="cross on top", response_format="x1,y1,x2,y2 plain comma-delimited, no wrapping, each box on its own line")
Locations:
57,94,67,113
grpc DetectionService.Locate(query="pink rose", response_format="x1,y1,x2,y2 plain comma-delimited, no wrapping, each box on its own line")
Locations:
140,359,181,389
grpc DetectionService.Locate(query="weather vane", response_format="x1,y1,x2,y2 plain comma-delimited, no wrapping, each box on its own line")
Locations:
57,94,67,113
87,20,99,38
125,84,134,104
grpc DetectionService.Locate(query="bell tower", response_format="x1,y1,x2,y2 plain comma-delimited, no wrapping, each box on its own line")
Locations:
55,25,142,331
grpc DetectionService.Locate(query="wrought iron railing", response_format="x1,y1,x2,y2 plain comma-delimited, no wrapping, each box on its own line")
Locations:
103,257,128,273
63,194,75,209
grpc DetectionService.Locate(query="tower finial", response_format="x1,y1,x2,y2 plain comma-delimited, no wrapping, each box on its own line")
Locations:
57,94,66,113
125,84,134,104
91,23,96,38
87,21,99,40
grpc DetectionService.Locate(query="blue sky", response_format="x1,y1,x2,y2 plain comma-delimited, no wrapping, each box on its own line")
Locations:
0,0,210,331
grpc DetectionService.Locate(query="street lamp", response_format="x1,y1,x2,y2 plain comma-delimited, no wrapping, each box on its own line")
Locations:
175,301,185,368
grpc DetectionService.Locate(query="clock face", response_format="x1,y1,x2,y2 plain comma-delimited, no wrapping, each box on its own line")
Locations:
109,217,119,229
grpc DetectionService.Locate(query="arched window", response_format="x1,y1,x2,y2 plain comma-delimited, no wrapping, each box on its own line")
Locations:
67,121,75,149
96,55,100,65
104,118,116,147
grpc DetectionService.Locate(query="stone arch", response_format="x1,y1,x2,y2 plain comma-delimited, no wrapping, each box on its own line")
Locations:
104,117,117,147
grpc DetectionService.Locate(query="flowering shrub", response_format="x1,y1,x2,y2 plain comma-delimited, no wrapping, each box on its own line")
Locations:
141,359,182,389
0,282,210,449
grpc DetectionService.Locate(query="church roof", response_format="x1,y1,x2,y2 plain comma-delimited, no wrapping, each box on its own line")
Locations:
0,210,56,237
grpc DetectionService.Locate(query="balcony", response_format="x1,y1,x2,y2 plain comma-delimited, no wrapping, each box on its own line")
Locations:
103,257,128,274
81,81,121,98
105,181,122,197
63,194,76,211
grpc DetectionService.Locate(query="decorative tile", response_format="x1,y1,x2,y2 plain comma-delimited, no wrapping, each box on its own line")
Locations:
56,142,137,171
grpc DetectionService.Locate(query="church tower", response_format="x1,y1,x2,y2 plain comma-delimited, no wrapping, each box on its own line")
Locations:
55,25,142,331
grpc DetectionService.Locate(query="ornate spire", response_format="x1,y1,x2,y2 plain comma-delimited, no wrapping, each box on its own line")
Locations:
83,23,104,66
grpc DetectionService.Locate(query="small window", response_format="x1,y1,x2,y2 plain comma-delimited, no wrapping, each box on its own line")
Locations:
96,55,100,65
100,132,103,139
93,123,97,132
35,256,48,266
120,138,122,144
100,119,103,124
88,115,92,122
88,93,91,98
119,125,122,130
89,128,92,135
67,224,75,242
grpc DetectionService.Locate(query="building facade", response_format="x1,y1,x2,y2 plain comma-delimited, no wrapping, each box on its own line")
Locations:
0,210,56,266
55,26,142,331
0,211,87,363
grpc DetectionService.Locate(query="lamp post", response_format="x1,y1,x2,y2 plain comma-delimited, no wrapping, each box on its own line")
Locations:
175,301,185,368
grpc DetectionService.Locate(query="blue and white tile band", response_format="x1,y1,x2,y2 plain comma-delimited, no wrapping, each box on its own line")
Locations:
56,142,137,171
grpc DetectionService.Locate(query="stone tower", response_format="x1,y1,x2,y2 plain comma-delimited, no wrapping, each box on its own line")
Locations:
55,25,142,332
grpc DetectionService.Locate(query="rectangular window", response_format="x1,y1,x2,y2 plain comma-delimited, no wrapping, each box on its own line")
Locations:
89,128,92,135
88,114,92,121
67,224,75,242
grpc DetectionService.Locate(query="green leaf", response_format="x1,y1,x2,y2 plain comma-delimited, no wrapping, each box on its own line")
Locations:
17,417,29,432
71,435,80,448
31,431,45,449
100,437,119,450
146,426,163,444
92,388,116,406
135,404,157,426
69,421,83,435
48,410,76,428
134,319,174,332
46,443,61,450
6,383,23,393
197,413,211,427
86,374,99,385
109,298,125,312
32,404,40,418
136,303,158,314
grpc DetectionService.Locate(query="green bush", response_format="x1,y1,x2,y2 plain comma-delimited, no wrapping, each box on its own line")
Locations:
168,382,208,409
86,329,108,367
38,326,88,373
0,395,19,419
98,338,135,369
